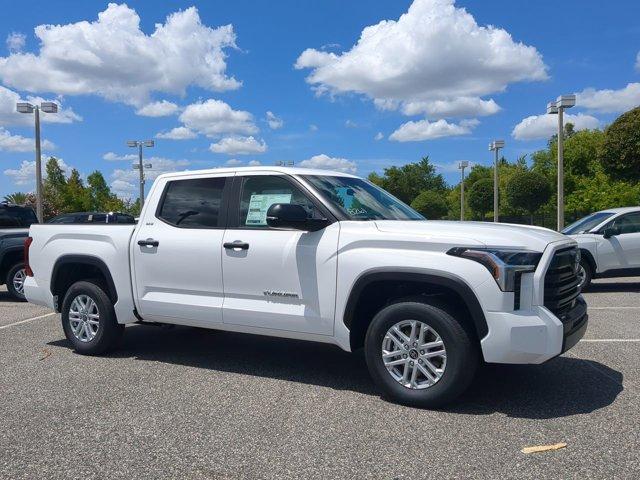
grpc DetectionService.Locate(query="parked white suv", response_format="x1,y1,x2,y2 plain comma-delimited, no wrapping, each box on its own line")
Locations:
562,207,640,288
24,167,588,407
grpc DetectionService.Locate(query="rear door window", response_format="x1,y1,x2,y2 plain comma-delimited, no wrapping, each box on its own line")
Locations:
158,177,227,228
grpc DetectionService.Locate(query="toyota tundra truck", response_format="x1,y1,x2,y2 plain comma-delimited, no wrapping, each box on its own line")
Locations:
24,167,588,407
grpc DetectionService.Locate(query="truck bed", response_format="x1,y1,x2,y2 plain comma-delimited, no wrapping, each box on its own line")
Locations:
24,224,138,323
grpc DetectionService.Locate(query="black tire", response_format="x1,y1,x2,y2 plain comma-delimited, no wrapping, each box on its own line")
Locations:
61,280,124,355
364,300,478,408
6,262,27,302
579,258,593,290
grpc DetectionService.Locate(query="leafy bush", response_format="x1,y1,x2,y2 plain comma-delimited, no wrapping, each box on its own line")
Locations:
410,189,449,219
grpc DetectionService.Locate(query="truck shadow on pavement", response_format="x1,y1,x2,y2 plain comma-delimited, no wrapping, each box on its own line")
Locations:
49,324,623,419
584,281,640,293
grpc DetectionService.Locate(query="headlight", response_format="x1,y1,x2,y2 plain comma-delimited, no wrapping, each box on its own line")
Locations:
447,247,542,292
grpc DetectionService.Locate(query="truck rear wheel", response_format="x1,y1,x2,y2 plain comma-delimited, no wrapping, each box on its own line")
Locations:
6,262,27,301
61,280,124,355
364,300,478,408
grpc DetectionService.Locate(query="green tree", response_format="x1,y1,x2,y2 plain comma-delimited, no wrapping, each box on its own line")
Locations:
567,170,640,213
468,178,493,220
410,190,449,219
64,169,91,213
43,157,67,216
505,171,552,223
87,171,114,210
371,157,447,204
3,192,28,205
599,107,640,181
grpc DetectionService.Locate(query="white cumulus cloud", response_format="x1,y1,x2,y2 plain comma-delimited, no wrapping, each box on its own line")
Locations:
0,4,240,106
265,111,283,129
389,118,476,142
6,33,26,53
401,97,500,117
512,113,600,141
576,83,640,113
210,136,267,155
4,157,71,187
295,0,546,118
374,132,384,141
155,126,197,140
180,99,257,137
299,154,357,173
102,152,137,162
0,127,55,151
0,85,81,126
110,156,190,198
135,100,179,117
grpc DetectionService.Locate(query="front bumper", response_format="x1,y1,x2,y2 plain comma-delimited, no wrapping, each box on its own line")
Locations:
480,297,588,364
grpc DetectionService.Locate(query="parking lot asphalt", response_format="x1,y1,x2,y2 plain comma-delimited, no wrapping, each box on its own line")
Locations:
1,279,638,480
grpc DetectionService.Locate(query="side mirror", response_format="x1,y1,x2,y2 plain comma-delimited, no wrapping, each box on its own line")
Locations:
602,226,620,239
267,203,309,230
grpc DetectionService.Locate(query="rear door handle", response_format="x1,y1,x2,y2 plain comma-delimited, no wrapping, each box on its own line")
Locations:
223,241,249,250
138,239,159,247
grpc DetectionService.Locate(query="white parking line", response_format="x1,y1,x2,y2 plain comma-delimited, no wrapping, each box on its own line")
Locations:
580,339,640,342
588,306,640,310
0,312,56,330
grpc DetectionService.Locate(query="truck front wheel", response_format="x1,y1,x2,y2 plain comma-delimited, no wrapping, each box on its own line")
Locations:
61,281,124,355
364,300,478,408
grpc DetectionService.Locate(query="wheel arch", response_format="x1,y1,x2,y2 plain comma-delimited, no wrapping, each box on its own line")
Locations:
579,248,597,275
0,246,24,281
50,255,118,310
343,270,488,352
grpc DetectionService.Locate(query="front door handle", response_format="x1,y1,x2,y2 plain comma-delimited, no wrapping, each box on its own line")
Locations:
138,239,159,247
223,241,249,250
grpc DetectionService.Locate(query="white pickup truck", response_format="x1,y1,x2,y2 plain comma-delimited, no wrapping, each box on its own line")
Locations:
24,167,588,407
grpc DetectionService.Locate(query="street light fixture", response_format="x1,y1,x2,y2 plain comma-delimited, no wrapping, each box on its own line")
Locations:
127,140,155,208
547,94,575,230
458,161,469,221
489,140,505,223
16,101,59,222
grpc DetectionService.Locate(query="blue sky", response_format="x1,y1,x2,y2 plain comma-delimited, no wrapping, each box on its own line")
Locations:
1,0,639,199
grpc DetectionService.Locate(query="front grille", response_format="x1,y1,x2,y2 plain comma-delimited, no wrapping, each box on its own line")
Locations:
544,247,582,319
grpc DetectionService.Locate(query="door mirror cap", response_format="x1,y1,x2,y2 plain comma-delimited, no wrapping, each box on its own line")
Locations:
266,203,328,231
602,226,620,239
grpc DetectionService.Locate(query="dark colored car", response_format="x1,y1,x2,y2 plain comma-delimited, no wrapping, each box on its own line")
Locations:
47,212,136,224
0,203,38,301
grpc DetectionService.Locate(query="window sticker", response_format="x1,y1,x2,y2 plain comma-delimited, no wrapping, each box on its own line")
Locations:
246,193,292,226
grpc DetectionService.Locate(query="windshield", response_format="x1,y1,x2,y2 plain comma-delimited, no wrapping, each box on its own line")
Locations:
0,206,38,227
303,175,424,221
562,211,614,234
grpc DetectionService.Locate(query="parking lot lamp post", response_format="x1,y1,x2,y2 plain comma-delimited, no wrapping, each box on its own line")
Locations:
458,161,469,221
547,95,576,231
489,140,505,223
127,140,154,208
16,101,58,223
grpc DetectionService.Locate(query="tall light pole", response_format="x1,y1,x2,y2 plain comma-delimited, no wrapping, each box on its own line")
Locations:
16,101,58,223
127,140,154,208
458,160,469,221
489,140,505,223
547,94,575,231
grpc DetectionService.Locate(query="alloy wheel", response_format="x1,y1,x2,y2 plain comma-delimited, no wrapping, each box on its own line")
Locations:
68,294,100,342
381,319,447,390
12,268,26,296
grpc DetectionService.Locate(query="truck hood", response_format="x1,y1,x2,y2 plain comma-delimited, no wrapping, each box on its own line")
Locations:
374,220,569,252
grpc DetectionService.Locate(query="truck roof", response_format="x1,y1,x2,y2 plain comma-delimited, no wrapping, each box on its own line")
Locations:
599,206,640,214
155,165,359,181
